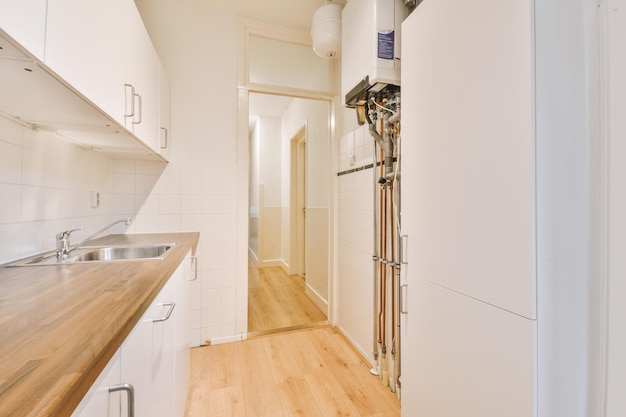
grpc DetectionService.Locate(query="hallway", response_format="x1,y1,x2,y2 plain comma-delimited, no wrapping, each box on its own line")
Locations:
248,261,327,334
184,327,401,417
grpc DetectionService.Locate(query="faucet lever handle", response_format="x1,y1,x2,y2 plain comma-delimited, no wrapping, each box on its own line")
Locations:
55,228,83,240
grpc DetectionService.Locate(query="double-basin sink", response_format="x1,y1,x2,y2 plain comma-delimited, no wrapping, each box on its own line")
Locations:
7,243,176,266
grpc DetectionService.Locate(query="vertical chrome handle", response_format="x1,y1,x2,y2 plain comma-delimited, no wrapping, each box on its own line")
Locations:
109,383,135,417
124,84,135,118
189,256,198,281
160,127,168,149
400,235,408,264
400,283,408,314
153,302,175,322
132,94,142,125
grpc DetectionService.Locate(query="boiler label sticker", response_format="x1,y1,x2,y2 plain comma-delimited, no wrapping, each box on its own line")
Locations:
378,31,395,60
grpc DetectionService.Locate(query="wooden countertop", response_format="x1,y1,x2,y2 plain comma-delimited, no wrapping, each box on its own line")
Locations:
0,232,199,417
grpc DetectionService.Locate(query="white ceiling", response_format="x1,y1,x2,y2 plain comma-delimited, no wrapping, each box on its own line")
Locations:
191,0,346,31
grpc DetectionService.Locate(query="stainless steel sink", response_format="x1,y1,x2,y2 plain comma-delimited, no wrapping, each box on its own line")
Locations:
5,244,176,266
71,244,175,262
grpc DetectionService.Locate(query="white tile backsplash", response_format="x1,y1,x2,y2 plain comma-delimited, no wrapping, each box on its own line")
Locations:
0,115,241,344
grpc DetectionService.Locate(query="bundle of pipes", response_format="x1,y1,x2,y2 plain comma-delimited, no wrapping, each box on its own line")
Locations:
368,91,402,398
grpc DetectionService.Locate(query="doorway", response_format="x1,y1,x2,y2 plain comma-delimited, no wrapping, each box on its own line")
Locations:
247,92,329,335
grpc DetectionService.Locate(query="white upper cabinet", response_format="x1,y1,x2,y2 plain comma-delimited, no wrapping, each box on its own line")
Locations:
45,0,167,158
125,3,161,152
0,0,47,59
46,0,130,125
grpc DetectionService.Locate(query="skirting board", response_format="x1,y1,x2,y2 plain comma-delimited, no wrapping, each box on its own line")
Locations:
209,333,248,346
305,283,328,314
336,324,376,369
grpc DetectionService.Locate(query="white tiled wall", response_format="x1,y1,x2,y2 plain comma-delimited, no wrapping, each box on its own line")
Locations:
110,158,238,346
0,114,237,346
336,126,376,361
338,124,374,173
0,116,113,264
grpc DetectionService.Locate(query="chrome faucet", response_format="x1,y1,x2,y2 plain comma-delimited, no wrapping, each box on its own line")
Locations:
56,218,132,262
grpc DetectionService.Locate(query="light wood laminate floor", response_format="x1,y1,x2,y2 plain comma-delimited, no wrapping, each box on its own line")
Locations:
248,261,327,334
185,326,401,417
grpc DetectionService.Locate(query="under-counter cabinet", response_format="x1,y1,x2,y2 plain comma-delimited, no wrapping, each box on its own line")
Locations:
70,253,191,417
70,353,121,417
0,0,46,59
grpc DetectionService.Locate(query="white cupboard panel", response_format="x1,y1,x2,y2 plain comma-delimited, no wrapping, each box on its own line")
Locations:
70,352,121,417
401,279,535,417
0,0,47,59
127,3,161,151
401,0,535,319
46,0,130,125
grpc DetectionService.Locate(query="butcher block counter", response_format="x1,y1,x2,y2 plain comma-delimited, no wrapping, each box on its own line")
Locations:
0,232,199,417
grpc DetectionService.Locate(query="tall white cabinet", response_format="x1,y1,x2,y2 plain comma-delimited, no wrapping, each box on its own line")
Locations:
400,0,595,416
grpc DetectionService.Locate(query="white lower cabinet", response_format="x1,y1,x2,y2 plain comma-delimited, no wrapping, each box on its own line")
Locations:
70,352,121,417
72,252,191,417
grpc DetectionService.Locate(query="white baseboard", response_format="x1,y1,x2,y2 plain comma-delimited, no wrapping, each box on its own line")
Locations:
257,259,283,268
209,333,247,345
335,324,376,369
305,283,328,314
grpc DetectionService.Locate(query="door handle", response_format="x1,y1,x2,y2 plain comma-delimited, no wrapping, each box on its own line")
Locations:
400,283,408,314
109,383,135,417
153,302,175,322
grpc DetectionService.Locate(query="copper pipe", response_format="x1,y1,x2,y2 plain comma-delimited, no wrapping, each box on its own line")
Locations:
390,184,396,354
378,145,385,346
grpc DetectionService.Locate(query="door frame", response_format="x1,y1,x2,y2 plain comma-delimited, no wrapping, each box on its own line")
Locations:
290,126,307,276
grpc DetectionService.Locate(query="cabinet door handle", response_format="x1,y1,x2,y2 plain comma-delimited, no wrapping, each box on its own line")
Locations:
160,127,168,149
132,93,142,125
187,256,198,281
153,302,175,322
109,383,135,417
400,284,408,314
124,84,135,118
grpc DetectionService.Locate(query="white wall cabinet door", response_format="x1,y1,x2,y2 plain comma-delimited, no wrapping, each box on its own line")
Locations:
46,0,163,156
126,3,161,152
0,0,47,59
45,0,130,126
70,352,121,417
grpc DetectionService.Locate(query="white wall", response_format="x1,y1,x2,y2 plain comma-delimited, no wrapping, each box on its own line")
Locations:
258,116,283,263
135,0,241,344
335,111,377,362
